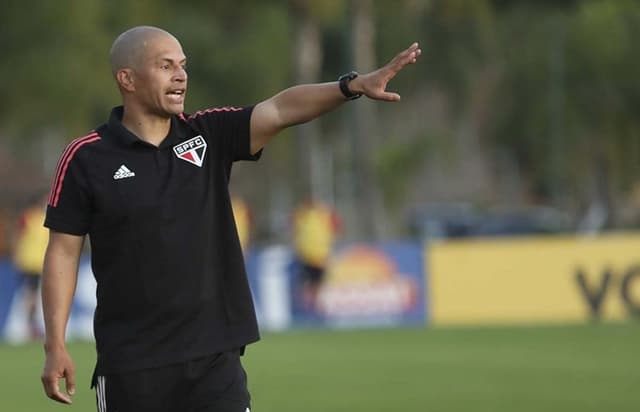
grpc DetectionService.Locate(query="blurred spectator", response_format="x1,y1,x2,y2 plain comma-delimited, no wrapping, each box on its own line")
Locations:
12,193,48,339
0,208,9,257
292,198,342,311
231,195,252,254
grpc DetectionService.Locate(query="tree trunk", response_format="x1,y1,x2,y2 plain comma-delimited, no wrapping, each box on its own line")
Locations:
290,1,331,203
348,0,386,239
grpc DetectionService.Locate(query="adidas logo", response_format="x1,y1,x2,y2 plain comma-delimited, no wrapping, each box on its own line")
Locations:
113,164,135,180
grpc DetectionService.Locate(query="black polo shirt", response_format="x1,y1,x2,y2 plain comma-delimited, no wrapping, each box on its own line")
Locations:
45,105,261,376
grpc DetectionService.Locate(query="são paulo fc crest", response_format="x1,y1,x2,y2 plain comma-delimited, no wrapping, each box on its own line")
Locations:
173,135,207,167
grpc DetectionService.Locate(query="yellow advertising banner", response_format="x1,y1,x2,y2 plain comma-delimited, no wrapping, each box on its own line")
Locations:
428,233,640,325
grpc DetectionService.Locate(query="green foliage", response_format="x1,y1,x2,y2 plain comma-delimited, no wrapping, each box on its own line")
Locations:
0,0,293,139
172,3,292,109
490,0,640,206
2,0,639,229
374,130,446,206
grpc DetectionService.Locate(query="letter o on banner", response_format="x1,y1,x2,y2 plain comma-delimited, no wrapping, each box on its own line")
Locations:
621,265,640,317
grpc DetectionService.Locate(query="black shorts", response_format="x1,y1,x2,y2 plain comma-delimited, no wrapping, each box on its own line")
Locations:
94,350,250,412
300,262,324,285
20,272,41,292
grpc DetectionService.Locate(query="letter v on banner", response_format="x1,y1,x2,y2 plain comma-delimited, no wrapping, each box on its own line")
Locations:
173,136,207,167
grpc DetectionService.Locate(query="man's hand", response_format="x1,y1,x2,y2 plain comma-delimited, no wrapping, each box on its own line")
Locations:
41,346,76,404
351,42,422,102
249,42,421,153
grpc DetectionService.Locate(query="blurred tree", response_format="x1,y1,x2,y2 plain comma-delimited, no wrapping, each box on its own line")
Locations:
372,0,498,220
289,0,326,203
0,0,115,139
489,0,640,227
2,0,640,236
349,0,389,238
564,0,640,226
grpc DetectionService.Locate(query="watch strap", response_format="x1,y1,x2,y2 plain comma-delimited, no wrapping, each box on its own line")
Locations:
338,71,362,100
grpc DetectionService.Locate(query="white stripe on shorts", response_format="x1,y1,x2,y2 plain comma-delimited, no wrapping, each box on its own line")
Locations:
96,375,106,412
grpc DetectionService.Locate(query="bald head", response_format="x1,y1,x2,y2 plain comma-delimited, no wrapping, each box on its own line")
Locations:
109,26,178,76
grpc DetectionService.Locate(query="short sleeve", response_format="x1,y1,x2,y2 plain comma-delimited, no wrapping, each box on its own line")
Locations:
186,106,261,162
45,142,94,236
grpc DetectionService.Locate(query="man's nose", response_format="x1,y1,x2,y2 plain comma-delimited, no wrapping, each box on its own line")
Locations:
174,68,187,81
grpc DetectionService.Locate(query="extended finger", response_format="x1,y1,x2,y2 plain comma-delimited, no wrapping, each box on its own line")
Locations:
373,91,401,102
410,47,422,63
390,42,421,71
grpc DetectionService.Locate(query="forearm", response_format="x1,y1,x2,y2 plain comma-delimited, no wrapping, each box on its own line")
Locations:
250,43,420,153
42,233,83,351
271,82,347,127
250,82,349,154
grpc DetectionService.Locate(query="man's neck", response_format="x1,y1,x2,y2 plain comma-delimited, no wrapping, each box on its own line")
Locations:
121,106,172,147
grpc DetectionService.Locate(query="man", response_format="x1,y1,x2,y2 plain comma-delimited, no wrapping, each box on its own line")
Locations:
13,193,48,340
41,25,420,411
230,195,251,254
292,198,342,314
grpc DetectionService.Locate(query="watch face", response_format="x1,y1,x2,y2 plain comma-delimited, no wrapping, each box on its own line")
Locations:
339,71,358,82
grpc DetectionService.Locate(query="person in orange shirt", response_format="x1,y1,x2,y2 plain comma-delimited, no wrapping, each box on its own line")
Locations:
292,199,342,311
13,194,49,339
231,195,251,254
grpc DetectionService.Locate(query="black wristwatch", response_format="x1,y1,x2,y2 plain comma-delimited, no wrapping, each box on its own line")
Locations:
338,71,363,100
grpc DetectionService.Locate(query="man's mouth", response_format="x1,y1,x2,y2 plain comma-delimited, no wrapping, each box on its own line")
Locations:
166,89,185,96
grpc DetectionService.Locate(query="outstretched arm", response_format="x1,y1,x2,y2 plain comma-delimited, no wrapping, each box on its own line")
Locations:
41,231,84,405
250,42,421,154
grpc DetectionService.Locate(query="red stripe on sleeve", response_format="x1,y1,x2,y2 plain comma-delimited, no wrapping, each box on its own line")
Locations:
48,133,101,207
188,107,242,120
48,132,99,205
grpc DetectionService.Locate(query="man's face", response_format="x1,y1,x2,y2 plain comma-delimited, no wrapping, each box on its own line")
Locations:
132,35,188,117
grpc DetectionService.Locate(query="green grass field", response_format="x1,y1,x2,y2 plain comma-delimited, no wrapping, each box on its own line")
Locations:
1,322,638,411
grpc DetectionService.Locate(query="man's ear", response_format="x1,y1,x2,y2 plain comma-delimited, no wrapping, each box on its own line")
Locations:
116,69,135,92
